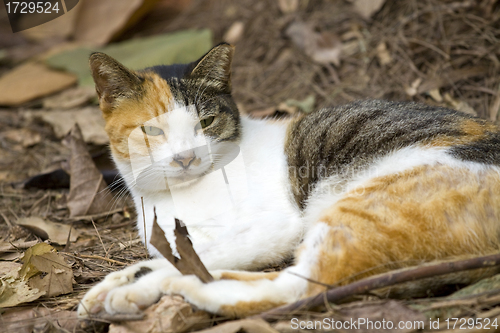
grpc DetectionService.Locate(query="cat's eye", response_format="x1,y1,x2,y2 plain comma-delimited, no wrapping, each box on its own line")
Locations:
200,116,215,128
141,125,164,136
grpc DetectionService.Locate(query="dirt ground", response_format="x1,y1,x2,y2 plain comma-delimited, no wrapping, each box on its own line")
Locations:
1,0,500,332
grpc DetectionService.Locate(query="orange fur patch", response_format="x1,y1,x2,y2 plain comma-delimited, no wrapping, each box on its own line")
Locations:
101,72,174,160
304,164,500,297
220,271,280,281
425,119,498,147
219,300,285,317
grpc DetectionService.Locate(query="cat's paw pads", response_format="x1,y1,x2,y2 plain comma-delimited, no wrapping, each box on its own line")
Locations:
77,271,136,318
104,284,161,315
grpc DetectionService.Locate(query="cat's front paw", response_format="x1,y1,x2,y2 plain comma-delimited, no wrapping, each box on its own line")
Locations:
104,283,162,314
78,270,137,318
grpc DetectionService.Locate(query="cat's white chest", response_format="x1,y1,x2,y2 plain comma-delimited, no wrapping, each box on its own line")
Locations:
129,117,304,269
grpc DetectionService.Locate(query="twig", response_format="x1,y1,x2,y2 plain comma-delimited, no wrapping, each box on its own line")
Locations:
86,313,145,322
0,212,13,228
67,208,123,221
69,254,127,266
91,219,108,258
258,253,500,321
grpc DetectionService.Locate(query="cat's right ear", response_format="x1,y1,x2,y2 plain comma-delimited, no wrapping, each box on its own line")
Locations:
89,52,144,113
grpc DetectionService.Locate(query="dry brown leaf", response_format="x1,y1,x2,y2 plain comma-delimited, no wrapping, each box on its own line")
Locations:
16,217,81,245
0,261,45,308
352,0,386,20
43,86,97,109
19,243,73,298
0,240,39,254
150,211,213,283
109,295,211,333
0,62,77,106
286,22,342,66
0,307,81,333
74,0,160,46
0,128,41,148
197,319,279,333
20,1,82,41
223,21,245,44
64,124,113,217
23,106,108,145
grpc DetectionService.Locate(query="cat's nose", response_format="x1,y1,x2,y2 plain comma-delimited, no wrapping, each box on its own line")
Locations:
172,154,196,169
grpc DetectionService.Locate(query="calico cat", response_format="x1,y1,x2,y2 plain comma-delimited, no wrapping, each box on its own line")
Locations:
78,43,500,318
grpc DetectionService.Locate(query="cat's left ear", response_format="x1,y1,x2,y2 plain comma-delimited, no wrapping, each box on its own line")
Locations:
189,43,235,93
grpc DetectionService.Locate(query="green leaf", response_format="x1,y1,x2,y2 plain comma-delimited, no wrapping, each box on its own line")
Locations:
45,29,213,86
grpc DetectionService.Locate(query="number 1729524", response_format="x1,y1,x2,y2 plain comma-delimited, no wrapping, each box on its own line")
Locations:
5,2,60,14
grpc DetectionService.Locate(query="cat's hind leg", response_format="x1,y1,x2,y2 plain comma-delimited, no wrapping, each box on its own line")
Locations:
157,222,330,317
78,258,169,318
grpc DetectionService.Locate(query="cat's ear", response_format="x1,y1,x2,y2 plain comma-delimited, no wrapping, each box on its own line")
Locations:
189,43,235,93
89,52,144,113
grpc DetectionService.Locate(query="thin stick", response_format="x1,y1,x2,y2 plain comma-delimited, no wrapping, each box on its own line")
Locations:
0,212,13,228
67,208,123,221
258,253,500,321
75,254,127,266
141,197,147,253
91,219,108,258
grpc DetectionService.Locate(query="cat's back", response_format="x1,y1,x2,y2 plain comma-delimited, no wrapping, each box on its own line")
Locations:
285,99,500,209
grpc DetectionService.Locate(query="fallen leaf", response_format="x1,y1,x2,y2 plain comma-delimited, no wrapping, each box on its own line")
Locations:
223,21,245,44
0,307,81,333
43,86,97,109
286,22,342,66
278,0,299,14
16,217,80,245
73,0,159,46
20,0,82,41
19,243,73,298
0,128,41,148
109,295,211,333
352,0,386,20
0,62,77,106
0,261,45,308
0,244,72,308
376,42,392,66
150,211,213,283
23,106,108,145
64,124,113,217
197,319,279,333
46,29,212,86
0,240,39,254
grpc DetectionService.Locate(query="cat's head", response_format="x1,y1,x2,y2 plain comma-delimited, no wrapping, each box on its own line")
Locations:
89,43,241,192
